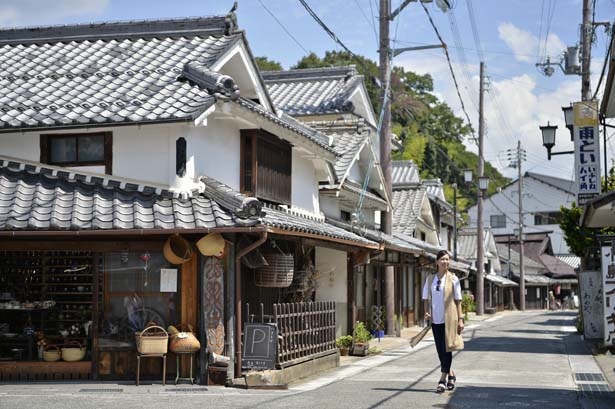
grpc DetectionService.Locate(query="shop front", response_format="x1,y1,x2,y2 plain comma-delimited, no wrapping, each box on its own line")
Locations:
0,240,198,382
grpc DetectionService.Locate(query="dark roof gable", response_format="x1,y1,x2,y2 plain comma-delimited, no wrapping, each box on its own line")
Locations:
0,16,237,45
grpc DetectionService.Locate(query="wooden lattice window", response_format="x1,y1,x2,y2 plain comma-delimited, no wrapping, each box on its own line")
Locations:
240,129,292,205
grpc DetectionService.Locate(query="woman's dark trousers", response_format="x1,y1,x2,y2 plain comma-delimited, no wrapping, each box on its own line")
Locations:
432,323,452,373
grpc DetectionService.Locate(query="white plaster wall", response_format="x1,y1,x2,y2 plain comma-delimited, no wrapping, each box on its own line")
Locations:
189,119,241,190
319,195,341,219
292,151,320,213
0,131,39,161
467,177,574,254
315,247,348,336
347,161,362,184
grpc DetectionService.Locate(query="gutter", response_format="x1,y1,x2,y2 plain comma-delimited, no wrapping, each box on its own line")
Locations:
0,226,266,238
234,231,268,379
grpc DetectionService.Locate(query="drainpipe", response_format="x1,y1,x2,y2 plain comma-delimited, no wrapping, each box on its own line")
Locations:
234,231,267,379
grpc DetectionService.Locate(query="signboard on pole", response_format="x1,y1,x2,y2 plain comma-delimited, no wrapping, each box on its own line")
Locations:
573,101,601,206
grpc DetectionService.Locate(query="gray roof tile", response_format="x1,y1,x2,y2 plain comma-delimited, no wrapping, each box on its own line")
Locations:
391,187,427,235
0,159,257,231
392,160,420,187
263,66,362,116
0,18,242,131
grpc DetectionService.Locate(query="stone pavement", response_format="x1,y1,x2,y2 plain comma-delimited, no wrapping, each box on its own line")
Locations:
339,311,493,367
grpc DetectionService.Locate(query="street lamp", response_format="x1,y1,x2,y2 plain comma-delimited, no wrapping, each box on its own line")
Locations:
540,122,574,160
562,105,574,141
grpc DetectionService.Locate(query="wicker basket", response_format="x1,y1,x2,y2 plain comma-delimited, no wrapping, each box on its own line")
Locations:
163,235,193,265
61,340,86,362
254,251,294,288
42,345,61,362
169,324,201,353
135,325,168,354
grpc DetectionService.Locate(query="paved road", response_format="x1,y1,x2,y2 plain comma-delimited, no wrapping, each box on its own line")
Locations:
1,310,612,408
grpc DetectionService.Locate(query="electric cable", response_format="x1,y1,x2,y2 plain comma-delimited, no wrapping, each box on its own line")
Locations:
256,0,309,55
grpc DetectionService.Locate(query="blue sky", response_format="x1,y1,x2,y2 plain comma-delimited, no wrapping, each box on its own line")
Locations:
1,0,614,181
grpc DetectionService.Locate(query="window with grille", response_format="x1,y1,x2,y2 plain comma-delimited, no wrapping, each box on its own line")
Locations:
490,214,507,228
240,129,292,205
41,132,112,174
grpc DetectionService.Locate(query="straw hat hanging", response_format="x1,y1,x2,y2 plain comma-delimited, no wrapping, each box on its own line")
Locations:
196,233,226,258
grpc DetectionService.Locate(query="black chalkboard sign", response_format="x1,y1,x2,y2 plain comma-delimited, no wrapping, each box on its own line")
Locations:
242,323,277,370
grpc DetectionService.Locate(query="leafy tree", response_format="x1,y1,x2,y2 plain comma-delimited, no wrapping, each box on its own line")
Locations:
255,56,283,71
291,50,509,211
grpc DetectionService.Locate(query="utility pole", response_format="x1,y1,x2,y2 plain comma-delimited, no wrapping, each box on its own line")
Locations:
581,0,592,101
517,140,526,311
476,61,485,316
379,0,395,335
378,0,450,334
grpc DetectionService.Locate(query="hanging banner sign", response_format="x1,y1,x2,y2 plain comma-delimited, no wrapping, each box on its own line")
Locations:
573,101,601,206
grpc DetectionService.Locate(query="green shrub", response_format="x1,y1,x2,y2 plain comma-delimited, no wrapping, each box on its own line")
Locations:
353,321,372,344
335,335,353,348
461,293,476,319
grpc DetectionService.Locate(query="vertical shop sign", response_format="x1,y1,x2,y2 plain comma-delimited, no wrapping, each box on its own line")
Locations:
602,243,615,346
573,101,601,206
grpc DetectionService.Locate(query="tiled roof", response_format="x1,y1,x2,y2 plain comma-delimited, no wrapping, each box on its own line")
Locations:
555,254,580,269
495,243,544,269
392,160,420,187
526,172,575,194
0,16,334,156
485,274,518,287
234,98,334,154
0,18,243,131
0,159,256,231
262,204,378,247
391,187,427,235
262,66,362,116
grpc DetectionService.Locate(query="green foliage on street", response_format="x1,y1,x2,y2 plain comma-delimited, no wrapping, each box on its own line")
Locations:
335,335,353,348
558,160,615,267
461,293,476,320
353,321,372,344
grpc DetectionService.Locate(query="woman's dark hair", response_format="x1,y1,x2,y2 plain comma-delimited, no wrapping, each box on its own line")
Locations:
436,250,449,261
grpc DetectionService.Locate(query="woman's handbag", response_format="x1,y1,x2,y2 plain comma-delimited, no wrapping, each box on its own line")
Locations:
168,324,201,353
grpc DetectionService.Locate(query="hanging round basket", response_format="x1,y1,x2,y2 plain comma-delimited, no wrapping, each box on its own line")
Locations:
163,235,193,265
254,251,294,288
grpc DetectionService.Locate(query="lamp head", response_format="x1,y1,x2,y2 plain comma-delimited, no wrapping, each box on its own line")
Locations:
478,176,490,192
540,122,557,149
463,169,473,183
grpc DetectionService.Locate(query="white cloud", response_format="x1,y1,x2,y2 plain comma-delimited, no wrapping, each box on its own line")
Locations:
394,50,584,181
498,22,536,62
0,0,108,27
498,22,566,63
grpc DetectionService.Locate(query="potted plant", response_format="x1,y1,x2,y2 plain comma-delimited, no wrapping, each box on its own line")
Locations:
352,321,372,356
335,335,353,356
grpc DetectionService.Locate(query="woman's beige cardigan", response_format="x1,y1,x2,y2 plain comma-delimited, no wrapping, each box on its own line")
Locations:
427,271,464,352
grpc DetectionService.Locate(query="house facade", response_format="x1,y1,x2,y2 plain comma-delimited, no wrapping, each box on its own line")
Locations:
0,14,390,385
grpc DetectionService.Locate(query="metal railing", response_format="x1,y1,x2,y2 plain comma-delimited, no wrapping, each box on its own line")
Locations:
273,301,337,368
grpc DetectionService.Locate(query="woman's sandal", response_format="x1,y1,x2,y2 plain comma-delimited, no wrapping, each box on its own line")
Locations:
436,379,447,393
447,374,456,390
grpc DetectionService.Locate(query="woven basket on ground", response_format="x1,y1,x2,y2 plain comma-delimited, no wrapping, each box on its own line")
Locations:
135,325,168,354
254,251,294,288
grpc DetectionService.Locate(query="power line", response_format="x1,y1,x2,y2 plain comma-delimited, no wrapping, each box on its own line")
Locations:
419,1,477,145
256,0,309,55
353,0,379,48
593,20,614,100
298,0,357,58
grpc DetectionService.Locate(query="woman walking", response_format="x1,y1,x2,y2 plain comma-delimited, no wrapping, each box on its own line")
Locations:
422,250,465,393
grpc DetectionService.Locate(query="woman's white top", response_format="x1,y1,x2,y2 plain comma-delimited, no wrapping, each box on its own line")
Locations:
422,273,462,324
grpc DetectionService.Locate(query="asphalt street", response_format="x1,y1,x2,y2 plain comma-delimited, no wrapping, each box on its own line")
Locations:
1,310,613,409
